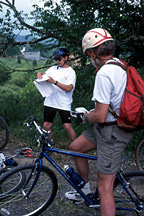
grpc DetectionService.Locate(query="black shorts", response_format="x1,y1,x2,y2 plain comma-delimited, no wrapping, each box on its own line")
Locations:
44,106,71,124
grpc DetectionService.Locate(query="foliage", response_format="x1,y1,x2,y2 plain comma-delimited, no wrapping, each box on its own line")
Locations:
5,44,21,56
0,85,20,123
126,129,144,153
0,0,143,67
33,59,37,67
0,63,11,84
72,64,95,110
17,56,21,64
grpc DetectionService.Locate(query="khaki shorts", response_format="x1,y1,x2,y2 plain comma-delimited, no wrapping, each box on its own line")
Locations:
82,123,134,174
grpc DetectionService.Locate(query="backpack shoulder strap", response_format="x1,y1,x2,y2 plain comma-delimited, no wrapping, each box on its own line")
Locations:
107,60,127,118
109,104,118,118
106,61,127,71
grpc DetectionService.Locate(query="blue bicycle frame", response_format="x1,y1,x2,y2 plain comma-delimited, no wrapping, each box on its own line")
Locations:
23,144,143,212
24,113,143,213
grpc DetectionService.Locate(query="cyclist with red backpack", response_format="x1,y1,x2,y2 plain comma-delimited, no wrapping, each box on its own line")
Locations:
65,28,134,216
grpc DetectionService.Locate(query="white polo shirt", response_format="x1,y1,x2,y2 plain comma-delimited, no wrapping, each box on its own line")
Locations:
92,58,126,122
44,65,76,111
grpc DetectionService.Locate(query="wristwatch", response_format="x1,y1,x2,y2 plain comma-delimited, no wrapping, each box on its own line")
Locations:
54,81,58,85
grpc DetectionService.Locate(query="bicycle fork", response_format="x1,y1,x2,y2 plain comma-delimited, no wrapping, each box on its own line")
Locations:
21,158,42,199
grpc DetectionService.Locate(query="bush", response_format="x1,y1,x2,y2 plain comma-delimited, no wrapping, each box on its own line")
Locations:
0,85,21,124
0,63,11,84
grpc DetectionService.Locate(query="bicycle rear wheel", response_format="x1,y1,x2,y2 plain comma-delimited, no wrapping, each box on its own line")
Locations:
0,116,9,150
136,138,144,170
0,163,58,216
114,171,144,215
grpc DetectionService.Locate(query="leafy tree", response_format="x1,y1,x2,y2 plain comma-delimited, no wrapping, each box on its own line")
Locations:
33,59,37,67
17,55,21,64
0,0,143,67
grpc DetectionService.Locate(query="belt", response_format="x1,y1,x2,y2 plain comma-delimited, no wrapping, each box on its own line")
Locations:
100,121,117,126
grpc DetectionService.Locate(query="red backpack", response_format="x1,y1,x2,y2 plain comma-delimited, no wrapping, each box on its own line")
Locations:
108,60,144,130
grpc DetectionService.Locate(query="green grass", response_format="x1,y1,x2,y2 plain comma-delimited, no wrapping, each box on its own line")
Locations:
0,57,48,71
0,57,52,81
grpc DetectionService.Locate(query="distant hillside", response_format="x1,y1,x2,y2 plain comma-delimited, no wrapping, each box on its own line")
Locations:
15,35,33,42
15,35,56,45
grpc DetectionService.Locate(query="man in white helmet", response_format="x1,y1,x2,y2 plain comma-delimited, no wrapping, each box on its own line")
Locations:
65,28,134,216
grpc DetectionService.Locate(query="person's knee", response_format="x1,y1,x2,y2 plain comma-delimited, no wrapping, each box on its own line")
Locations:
44,122,52,131
97,174,115,196
69,140,82,152
69,142,75,151
63,123,71,131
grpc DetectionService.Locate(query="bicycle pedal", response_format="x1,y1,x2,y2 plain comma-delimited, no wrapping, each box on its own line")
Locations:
89,204,100,208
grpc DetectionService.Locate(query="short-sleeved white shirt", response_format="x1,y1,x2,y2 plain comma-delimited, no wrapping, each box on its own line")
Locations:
92,58,126,122
44,65,76,111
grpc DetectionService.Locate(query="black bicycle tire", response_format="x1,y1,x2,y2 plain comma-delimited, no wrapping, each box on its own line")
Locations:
136,138,144,170
0,163,58,216
0,169,26,199
114,170,144,215
0,116,9,150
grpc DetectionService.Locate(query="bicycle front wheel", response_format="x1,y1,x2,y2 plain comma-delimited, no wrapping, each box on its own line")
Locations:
0,169,26,199
0,163,58,216
136,138,144,170
114,171,144,215
0,116,9,150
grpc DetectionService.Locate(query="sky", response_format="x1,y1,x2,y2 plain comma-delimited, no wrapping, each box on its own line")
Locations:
0,0,45,34
14,0,44,14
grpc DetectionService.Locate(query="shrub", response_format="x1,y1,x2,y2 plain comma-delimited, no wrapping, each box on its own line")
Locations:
0,63,11,84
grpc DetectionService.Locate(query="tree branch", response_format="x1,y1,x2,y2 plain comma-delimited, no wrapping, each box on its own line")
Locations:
1,0,60,39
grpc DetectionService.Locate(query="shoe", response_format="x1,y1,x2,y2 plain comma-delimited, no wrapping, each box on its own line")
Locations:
65,182,91,202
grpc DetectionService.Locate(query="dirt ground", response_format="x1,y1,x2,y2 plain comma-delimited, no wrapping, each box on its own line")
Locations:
1,136,140,216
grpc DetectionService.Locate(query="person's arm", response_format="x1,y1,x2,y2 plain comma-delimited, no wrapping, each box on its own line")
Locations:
48,76,73,92
85,101,109,123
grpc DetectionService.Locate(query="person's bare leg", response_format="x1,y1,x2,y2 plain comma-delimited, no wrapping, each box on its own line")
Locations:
69,135,96,182
97,171,116,216
63,123,76,141
44,121,53,140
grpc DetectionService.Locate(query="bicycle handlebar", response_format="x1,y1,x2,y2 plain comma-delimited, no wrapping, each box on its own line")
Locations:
70,108,95,123
70,111,86,122
27,111,53,147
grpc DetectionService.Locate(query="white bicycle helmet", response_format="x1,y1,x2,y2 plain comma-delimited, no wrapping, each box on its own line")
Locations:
82,28,113,53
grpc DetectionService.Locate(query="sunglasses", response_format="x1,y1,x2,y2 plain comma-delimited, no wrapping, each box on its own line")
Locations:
55,57,64,61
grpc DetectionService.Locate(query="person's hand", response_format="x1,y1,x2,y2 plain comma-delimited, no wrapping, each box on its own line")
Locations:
37,72,44,79
76,113,87,123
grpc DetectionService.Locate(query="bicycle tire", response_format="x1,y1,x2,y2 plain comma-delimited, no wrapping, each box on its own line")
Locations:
0,168,26,199
0,116,9,150
0,163,58,216
114,171,144,215
136,138,144,170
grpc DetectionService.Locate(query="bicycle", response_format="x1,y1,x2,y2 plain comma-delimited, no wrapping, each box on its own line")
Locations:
0,148,33,199
0,112,144,216
136,134,144,170
0,116,9,150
